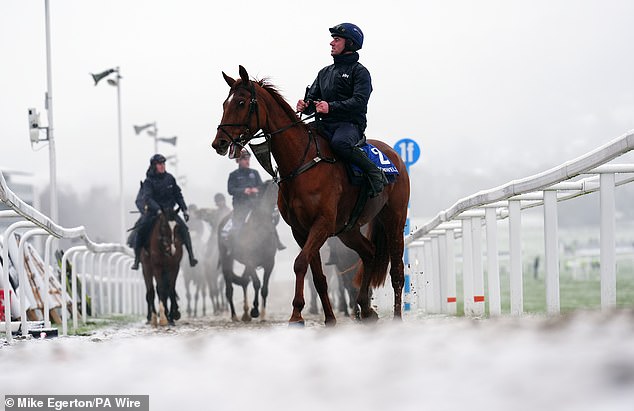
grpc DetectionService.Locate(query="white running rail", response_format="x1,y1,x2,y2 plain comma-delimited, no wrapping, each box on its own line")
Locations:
404,130,634,316
0,170,138,340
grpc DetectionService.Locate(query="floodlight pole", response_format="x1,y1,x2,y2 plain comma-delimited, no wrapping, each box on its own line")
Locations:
44,0,58,222
92,66,126,245
115,67,125,245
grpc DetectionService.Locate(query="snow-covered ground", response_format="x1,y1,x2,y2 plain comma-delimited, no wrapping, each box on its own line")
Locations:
2,303,634,411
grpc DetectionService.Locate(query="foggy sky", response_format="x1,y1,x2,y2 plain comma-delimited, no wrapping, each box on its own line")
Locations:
2,0,634,242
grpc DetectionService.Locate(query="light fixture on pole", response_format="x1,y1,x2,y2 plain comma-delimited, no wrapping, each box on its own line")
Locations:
90,66,126,245
133,122,177,153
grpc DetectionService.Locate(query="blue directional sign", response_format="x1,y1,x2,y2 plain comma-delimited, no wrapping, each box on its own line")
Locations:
393,138,420,312
394,138,420,167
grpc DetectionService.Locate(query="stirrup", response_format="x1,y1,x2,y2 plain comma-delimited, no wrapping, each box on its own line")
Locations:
189,257,198,267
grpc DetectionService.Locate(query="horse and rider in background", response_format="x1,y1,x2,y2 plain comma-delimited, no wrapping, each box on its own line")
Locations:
217,178,283,321
128,154,198,325
181,196,231,317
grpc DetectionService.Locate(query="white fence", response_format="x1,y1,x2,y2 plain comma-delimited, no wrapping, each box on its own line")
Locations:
0,170,139,341
403,130,634,316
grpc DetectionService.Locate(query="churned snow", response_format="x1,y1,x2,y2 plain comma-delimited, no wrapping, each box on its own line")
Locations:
2,306,634,411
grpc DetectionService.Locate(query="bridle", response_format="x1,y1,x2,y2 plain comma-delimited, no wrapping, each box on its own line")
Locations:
215,80,334,183
216,81,262,151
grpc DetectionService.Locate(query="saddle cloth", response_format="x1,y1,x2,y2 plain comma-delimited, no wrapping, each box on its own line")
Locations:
348,143,399,183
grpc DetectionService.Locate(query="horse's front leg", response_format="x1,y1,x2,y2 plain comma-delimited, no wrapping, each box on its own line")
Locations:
143,272,157,325
223,272,239,321
309,254,336,326
289,223,331,326
260,262,274,321
155,271,169,326
240,275,251,322
249,268,261,319
168,267,180,323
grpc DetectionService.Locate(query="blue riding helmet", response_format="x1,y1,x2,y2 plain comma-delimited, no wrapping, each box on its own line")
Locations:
329,23,364,51
150,153,166,164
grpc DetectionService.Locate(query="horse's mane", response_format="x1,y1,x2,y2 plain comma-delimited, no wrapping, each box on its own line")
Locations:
255,78,303,125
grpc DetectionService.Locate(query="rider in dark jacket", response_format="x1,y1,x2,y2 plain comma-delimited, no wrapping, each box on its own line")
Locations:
297,23,387,197
227,149,285,250
131,154,198,269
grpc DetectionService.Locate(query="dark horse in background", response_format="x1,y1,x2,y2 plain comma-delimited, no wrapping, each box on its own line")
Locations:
327,236,364,317
217,179,279,321
212,66,410,326
140,208,183,326
181,209,225,317
307,237,362,317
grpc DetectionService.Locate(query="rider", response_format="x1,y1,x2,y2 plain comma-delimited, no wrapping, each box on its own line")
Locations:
131,154,198,269
227,149,285,250
198,192,232,231
296,23,388,198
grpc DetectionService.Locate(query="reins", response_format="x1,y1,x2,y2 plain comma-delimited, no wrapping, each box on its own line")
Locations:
217,80,336,183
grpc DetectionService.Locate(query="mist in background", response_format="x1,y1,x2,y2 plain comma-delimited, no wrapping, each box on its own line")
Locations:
2,1,634,243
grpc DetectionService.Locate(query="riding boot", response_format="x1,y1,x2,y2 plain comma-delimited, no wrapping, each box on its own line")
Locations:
345,147,389,198
182,227,198,267
131,247,141,270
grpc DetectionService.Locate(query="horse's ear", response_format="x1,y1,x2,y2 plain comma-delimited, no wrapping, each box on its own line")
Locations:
222,71,236,88
238,65,249,83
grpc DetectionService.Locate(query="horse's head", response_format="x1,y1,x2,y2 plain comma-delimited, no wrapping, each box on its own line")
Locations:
213,65,265,159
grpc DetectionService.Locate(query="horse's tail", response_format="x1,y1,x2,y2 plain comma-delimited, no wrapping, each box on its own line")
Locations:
368,219,390,288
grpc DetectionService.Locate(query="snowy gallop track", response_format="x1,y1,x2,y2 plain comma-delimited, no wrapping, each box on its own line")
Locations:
2,309,634,411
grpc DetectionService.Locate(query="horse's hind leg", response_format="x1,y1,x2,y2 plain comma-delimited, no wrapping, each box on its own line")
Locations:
388,229,405,320
379,207,406,320
339,230,379,322
184,277,192,317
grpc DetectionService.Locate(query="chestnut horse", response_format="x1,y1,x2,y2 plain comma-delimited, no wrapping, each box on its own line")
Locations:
140,208,183,326
212,66,410,325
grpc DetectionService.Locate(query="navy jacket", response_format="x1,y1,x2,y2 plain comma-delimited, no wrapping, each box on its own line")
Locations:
140,169,187,214
304,52,372,131
227,167,263,209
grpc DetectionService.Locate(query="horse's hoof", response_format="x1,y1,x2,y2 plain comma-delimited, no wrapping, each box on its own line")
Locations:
231,315,240,322
173,310,181,321
168,320,175,326
250,307,260,318
288,320,305,327
241,312,252,322
353,306,362,321
362,309,379,323
151,313,158,327
324,317,337,327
